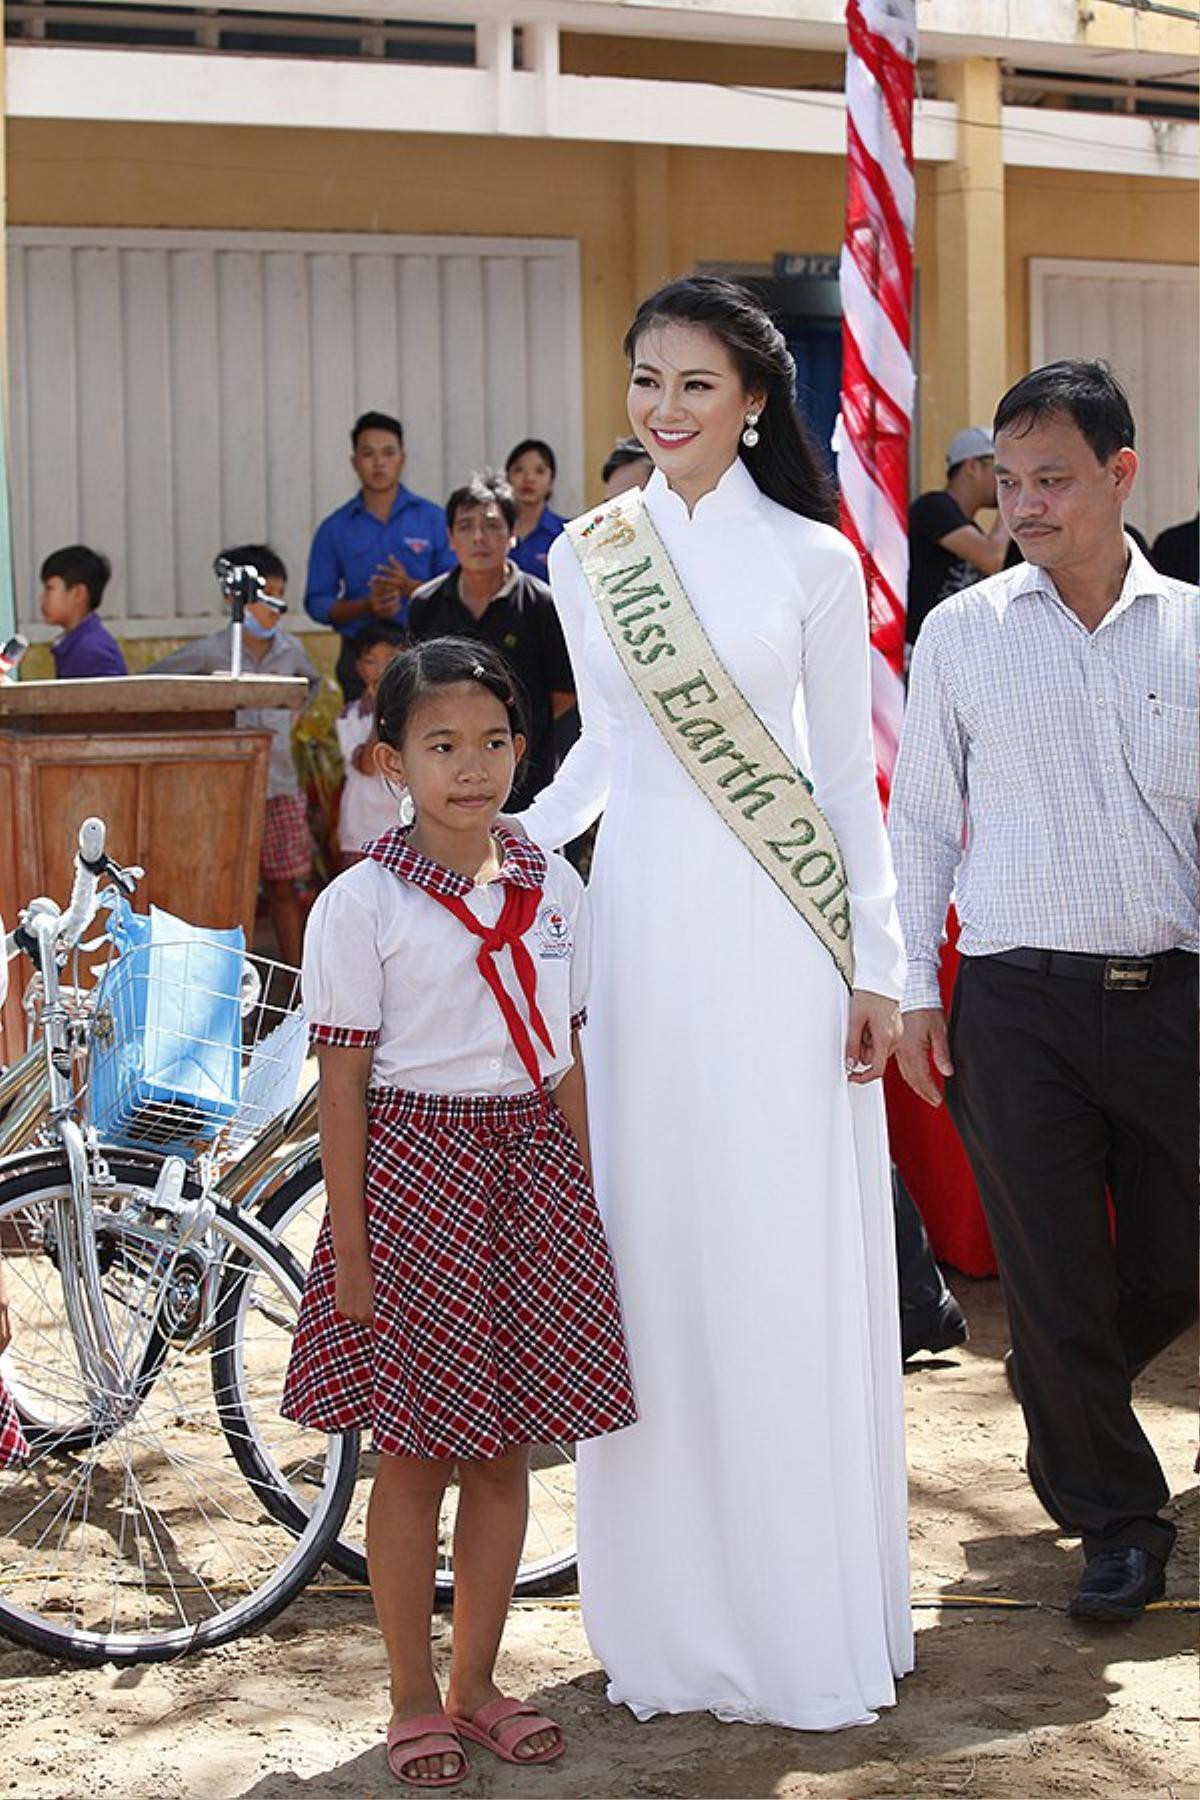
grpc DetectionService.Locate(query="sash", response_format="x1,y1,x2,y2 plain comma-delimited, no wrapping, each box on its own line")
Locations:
566,488,855,988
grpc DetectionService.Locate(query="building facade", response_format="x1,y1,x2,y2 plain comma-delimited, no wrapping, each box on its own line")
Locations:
2,0,1197,658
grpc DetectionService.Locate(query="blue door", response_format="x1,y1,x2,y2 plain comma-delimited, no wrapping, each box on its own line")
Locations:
784,321,843,476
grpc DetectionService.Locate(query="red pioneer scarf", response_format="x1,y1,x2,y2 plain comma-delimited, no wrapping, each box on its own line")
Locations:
427,883,555,1090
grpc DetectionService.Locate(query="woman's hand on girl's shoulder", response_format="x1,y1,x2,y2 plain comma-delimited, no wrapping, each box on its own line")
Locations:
334,1255,375,1326
844,989,903,1085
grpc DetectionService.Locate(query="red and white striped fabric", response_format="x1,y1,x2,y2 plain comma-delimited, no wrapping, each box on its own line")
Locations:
836,0,918,807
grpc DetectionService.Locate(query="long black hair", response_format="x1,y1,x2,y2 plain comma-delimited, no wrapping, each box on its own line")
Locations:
623,275,837,526
375,637,530,779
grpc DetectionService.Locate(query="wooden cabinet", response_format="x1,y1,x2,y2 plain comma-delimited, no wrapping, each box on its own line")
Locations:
0,675,308,1056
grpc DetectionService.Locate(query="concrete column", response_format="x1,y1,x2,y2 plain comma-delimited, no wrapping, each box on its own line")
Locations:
930,57,1007,485
476,17,515,135
632,145,671,303
521,20,560,137
0,17,14,641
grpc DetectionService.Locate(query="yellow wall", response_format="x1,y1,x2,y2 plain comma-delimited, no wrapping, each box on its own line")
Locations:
1005,166,1200,375
8,120,1197,506
8,120,854,486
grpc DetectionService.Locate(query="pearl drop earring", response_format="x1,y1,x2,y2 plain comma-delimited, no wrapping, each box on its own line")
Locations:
399,792,415,828
742,412,761,448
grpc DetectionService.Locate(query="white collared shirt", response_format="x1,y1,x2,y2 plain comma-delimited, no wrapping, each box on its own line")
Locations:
302,830,590,1094
890,537,1199,1010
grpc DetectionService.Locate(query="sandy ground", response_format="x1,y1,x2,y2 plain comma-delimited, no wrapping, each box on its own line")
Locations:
1,1275,1195,1800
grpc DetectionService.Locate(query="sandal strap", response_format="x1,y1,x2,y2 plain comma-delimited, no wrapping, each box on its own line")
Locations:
476,1699,559,1749
387,1713,464,1767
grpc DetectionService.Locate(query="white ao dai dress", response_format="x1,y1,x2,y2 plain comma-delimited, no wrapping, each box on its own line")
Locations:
520,459,913,1730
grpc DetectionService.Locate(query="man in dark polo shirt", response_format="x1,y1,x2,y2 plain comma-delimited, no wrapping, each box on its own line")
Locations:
408,471,576,802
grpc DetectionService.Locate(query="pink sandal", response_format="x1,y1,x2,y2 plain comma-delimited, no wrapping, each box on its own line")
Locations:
385,1713,468,1789
450,1696,565,1766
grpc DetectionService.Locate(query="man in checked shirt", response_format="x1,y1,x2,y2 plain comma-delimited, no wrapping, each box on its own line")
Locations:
890,360,1198,1625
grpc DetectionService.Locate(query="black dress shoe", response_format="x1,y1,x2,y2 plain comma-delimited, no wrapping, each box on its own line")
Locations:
1068,1548,1166,1622
902,1292,969,1363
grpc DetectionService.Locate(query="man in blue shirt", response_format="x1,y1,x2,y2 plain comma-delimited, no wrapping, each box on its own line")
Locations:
304,411,454,699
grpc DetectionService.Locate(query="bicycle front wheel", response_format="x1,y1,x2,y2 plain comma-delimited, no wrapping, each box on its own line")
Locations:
0,1159,357,1664
258,1159,580,1598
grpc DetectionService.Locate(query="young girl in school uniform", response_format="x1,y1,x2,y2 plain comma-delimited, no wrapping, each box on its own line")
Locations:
281,636,635,1790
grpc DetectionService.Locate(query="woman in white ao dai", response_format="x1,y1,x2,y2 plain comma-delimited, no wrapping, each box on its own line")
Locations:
519,278,913,1732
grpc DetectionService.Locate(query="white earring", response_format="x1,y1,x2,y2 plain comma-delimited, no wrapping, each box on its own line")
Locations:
742,412,761,448
384,775,415,826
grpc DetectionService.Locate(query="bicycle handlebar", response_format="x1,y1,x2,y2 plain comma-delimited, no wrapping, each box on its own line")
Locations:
4,817,112,965
54,817,108,950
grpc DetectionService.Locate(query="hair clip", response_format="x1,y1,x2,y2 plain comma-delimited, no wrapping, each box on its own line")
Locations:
471,663,485,679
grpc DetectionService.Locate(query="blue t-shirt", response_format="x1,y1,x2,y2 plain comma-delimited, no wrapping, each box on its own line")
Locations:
510,507,566,583
50,611,127,679
304,486,455,637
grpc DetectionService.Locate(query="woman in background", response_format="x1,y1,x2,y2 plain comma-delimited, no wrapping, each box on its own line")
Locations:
505,439,565,581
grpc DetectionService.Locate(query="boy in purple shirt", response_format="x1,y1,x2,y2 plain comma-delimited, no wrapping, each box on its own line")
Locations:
40,546,127,679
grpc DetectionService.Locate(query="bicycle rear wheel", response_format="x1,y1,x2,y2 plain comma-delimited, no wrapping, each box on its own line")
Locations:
0,1159,357,1664
258,1160,579,1597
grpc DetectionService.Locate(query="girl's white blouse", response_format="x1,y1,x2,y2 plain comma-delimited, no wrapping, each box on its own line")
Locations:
334,703,401,852
301,850,590,1096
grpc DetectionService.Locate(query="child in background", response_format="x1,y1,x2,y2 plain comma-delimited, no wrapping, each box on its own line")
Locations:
40,546,127,679
146,544,320,966
282,638,635,1788
334,622,407,867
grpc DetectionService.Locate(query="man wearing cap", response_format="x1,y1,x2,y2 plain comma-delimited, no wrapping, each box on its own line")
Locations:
906,427,1011,646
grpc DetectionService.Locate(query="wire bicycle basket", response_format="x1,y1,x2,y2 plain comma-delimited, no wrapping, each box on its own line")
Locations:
87,896,306,1160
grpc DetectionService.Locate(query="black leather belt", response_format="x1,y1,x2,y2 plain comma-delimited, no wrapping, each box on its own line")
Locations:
987,947,1192,991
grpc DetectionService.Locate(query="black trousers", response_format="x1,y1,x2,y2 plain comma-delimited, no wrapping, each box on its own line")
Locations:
946,951,1198,1562
893,1165,951,1317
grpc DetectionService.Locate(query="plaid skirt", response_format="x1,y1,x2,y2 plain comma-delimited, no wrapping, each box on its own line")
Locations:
281,1088,637,1459
260,792,312,883
0,1376,28,1468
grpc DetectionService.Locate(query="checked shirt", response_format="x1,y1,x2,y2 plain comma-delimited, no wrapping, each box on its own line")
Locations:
890,539,1198,1012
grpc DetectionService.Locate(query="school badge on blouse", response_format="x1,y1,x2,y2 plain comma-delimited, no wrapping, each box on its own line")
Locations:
534,904,572,959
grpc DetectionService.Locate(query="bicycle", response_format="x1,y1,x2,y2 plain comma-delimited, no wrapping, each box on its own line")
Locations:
2,927,579,1606
0,820,357,1664
0,839,580,1606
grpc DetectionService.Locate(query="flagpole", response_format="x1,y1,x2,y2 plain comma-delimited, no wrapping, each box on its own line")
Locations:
0,21,15,643
835,0,918,807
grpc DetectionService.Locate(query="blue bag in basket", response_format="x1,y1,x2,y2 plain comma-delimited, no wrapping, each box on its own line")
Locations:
90,900,245,1155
